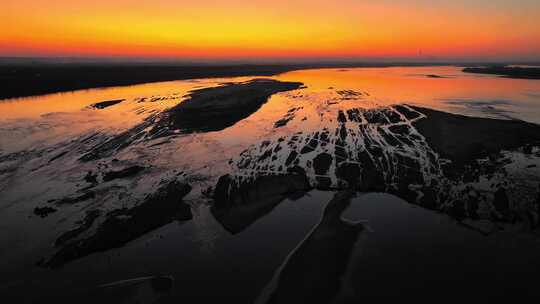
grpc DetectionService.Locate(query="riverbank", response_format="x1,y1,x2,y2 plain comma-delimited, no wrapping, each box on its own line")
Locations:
0,60,513,100
463,66,540,79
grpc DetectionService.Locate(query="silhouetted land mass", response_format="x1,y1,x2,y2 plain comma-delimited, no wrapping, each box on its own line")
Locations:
3,60,529,100
44,180,192,268
0,64,302,100
89,99,125,109
463,66,540,79
150,79,304,135
412,106,540,166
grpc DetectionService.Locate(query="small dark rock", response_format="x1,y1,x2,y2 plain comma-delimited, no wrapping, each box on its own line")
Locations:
493,187,510,215
48,151,69,163
55,210,101,247
285,151,299,167
448,200,466,220
103,166,145,182
316,176,332,190
420,185,438,210
337,110,347,123
336,162,361,189
84,171,98,184
535,185,540,213
151,276,174,293
55,191,96,205
394,105,421,120
313,153,333,175
89,99,124,109
274,116,294,128
34,206,57,218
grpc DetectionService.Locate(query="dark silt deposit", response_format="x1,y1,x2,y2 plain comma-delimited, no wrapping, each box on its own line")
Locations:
274,107,302,128
412,106,540,167
80,79,302,161
150,79,303,135
212,172,311,234
89,99,125,109
44,180,192,268
33,206,58,218
51,191,96,206
54,209,102,247
102,165,145,182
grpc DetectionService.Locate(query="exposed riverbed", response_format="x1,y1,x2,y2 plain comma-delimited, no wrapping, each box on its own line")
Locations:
1,66,540,302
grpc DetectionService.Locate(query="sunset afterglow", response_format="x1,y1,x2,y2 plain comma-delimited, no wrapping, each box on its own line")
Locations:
3,0,540,60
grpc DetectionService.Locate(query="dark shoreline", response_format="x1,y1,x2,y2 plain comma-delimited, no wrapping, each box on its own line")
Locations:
3,61,534,100
463,66,540,79
0,64,299,100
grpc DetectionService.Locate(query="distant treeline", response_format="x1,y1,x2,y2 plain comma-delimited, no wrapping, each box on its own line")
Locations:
2,61,539,100
0,64,300,100
463,66,540,79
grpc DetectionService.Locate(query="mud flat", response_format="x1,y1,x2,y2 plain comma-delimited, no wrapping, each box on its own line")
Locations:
411,106,540,167
32,79,303,267
218,105,540,230
149,79,303,135
80,79,303,161
44,180,192,268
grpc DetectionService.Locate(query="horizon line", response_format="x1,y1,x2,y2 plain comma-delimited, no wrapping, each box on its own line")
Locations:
1,56,540,66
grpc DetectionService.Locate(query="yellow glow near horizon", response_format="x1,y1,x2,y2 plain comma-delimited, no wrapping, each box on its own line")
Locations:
2,0,540,60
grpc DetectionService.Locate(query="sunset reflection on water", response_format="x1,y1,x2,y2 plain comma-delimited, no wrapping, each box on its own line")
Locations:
1,66,539,154
275,66,540,121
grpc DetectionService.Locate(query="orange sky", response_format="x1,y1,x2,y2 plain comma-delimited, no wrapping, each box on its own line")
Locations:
2,0,540,60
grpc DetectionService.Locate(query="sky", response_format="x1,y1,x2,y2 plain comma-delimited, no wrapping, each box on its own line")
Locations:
2,0,540,61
